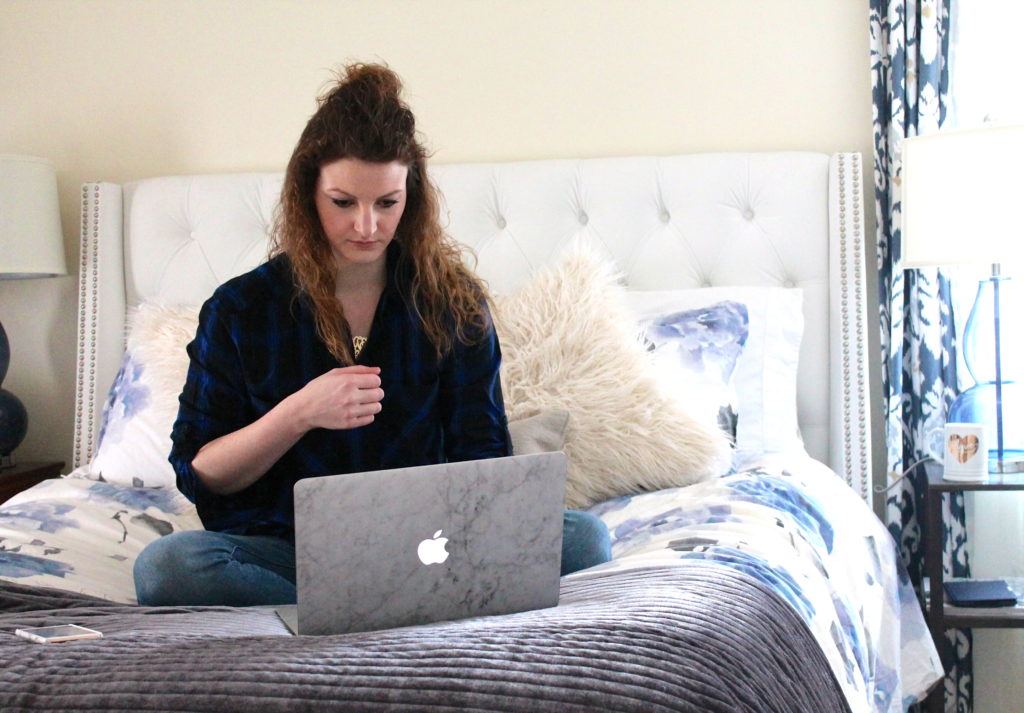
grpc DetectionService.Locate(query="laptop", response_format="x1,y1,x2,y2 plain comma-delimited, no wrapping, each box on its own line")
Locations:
278,451,567,636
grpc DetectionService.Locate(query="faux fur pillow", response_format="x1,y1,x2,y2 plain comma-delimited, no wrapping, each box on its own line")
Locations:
493,243,731,509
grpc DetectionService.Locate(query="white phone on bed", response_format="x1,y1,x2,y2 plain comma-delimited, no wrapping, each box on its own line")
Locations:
15,624,103,644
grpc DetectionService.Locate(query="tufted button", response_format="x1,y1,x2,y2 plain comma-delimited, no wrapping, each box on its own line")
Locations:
783,278,797,288
496,216,507,230
659,210,670,223
742,208,755,221
579,211,589,225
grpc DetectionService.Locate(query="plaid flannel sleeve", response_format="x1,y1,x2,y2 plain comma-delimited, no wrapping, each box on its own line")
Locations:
169,294,251,510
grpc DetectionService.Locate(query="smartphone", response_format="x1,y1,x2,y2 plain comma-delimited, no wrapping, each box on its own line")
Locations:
15,624,103,644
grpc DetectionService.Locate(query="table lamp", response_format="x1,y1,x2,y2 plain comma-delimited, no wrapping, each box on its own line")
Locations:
0,155,67,469
902,125,1024,474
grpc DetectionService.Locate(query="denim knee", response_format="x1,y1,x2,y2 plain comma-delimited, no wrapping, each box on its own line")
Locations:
132,532,232,602
561,510,612,576
133,530,215,606
134,530,297,607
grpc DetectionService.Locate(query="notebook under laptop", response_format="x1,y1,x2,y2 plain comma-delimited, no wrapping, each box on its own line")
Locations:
278,451,567,636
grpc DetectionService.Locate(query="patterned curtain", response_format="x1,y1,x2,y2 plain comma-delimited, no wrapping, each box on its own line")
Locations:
870,2,972,712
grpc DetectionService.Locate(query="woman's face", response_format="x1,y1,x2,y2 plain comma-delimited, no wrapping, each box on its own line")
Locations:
314,158,409,273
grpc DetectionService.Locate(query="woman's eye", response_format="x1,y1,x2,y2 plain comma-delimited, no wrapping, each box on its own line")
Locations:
378,199,399,209
331,198,353,208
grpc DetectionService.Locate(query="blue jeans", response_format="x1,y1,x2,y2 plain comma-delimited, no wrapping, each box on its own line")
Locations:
134,510,612,606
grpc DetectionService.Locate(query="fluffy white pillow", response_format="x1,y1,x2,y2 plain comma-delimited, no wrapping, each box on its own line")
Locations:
494,243,732,510
626,287,804,463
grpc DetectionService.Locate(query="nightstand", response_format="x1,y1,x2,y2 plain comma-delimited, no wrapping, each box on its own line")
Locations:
0,460,65,504
923,461,1024,713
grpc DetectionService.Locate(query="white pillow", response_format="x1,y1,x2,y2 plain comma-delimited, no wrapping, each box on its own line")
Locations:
626,287,804,463
78,303,199,488
494,243,732,510
636,300,749,441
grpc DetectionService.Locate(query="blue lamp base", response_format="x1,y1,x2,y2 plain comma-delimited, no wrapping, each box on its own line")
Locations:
0,320,28,469
950,271,1024,473
0,388,27,468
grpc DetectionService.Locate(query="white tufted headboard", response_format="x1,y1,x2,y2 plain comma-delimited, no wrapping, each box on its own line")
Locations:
75,152,871,501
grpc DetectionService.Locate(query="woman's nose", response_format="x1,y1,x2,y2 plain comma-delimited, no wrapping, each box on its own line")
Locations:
354,206,375,237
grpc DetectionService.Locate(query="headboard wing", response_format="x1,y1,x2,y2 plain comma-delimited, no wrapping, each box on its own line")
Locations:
75,152,871,501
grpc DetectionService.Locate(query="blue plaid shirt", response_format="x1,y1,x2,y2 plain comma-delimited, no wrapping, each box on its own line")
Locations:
171,245,510,541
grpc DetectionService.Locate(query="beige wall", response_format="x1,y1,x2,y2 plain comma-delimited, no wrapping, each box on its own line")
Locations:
0,0,875,468
1,0,884,508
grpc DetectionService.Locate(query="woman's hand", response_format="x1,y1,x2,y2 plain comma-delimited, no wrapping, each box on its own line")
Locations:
293,365,385,431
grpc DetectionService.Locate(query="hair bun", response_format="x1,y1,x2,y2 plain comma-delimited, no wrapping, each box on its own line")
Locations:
321,62,405,110
342,62,403,96
313,62,416,157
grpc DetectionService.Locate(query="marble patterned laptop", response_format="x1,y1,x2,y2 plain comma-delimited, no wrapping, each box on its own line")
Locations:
281,452,567,635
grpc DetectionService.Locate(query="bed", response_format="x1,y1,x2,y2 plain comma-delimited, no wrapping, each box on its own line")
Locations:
0,151,941,712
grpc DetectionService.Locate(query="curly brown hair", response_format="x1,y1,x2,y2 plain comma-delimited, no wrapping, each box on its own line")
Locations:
270,63,490,365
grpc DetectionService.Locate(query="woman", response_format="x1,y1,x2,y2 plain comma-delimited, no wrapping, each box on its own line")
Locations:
134,64,611,606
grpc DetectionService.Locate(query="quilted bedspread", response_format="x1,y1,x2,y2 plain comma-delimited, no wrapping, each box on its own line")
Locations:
0,562,848,713
0,455,941,712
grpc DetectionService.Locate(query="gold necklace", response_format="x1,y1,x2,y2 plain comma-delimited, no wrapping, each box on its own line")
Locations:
352,335,367,358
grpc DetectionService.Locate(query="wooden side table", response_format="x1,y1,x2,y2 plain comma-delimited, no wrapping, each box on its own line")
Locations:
0,460,65,504
923,461,1024,713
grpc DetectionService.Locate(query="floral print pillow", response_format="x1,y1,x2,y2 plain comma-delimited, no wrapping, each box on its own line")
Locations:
638,301,749,441
76,304,199,489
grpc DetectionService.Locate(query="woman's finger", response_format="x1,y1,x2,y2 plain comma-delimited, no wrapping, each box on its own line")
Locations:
355,387,385,405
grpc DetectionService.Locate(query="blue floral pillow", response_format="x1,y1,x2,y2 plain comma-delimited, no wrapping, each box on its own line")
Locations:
75,303,199,489
638,301,749,440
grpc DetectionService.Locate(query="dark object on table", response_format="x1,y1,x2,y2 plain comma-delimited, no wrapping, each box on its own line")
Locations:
944,579,1019,608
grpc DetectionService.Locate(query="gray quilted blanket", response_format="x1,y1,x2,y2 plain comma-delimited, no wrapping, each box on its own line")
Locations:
0,563,851,713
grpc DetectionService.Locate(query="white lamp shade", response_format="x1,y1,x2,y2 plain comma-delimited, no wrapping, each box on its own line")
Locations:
0,154,67,278
901,125,1024,268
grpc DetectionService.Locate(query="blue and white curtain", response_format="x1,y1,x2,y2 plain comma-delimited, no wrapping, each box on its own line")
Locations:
870,1,972,711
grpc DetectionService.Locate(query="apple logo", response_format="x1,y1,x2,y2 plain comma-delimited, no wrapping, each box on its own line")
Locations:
417,529,450,565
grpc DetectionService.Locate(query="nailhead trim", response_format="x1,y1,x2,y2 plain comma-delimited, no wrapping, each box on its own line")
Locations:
852,153,869,500
838,155,854,491
73,184,101,468
836,154,871,502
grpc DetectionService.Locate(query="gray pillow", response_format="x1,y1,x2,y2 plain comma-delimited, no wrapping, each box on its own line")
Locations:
508,410,570,455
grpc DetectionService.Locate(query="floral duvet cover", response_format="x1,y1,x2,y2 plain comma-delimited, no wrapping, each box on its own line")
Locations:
587,454,942,713
0,455,940,712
